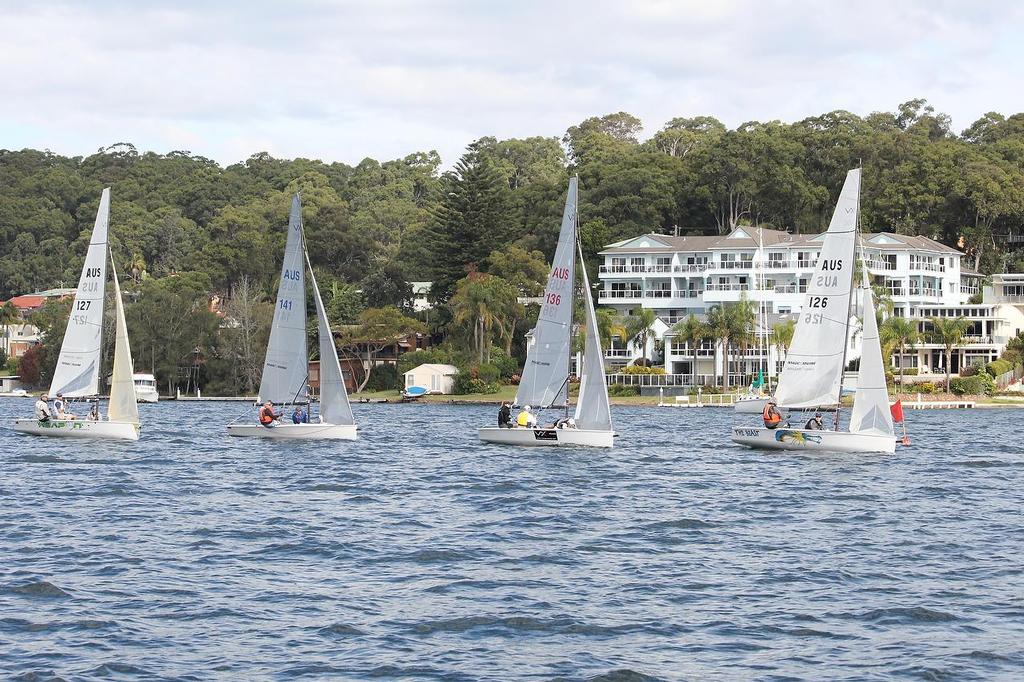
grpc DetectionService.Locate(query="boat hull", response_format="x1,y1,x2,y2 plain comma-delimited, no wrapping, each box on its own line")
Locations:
731,426,895,454
478,426,614,448
136,390,159,404
733,395,769,414
226,422,357,440
12,418,140,441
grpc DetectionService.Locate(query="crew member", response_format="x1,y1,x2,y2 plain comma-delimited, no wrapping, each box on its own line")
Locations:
516,405,537,427
497,402,512,428
259,401,282,428
34,394,51,422
292,407,306,424
54,392,70,419
804,412,825,430
762,398,782,429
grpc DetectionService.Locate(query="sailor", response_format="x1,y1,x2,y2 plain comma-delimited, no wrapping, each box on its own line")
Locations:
762,398,782,429
87,402,100,421
292,407,305,424
804,412,825,430
34,394,51,422
516,405,537,427
259,401,282,428
497,402,512,428
53,392,67,419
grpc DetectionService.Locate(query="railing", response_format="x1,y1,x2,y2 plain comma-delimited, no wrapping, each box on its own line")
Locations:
961,286,980,295
709,261,753,270
773,284,807,294
908,287,942,297
644,289,673,298
599,264,673,274
668,343,716,357
606,373,749,387
705,283,751,292
604,348,634,358
993,294,1024,303
599,289,642,299
796,260,817,268
887,287,906,296
865,260,897,271
674,264,710,273
910,262,946,273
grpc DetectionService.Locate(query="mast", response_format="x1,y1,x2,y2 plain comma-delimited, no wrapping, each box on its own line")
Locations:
565,175,578,415
834,171,862,426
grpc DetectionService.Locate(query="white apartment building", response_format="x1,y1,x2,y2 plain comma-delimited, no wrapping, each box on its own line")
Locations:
597,227,989,385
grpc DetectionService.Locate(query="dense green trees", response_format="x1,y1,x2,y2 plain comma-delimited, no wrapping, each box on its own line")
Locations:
5,100,1024,394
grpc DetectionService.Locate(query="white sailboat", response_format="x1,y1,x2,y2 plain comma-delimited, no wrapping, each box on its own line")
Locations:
734,226,771,414
13,188,141,441
226,194,357,440
478,177,614,448
731,169,897,454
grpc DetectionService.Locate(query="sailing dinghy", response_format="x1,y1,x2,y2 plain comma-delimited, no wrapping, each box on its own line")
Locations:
731,169,897,454
226,194,357,440
13,188,141,441
478,177,614,448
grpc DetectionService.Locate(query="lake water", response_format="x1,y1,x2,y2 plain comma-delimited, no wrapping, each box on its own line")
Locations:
1,399,1022,680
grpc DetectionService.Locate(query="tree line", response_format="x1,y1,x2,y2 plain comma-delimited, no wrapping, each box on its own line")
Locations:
3,99,1024,394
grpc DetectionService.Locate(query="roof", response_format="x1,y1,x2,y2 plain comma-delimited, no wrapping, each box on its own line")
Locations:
403,363,459,376
600,228,962,256
6,295,46,311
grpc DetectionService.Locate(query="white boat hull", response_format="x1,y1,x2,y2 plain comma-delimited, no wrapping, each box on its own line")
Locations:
136,390,159,403
478,425,614,448
731,426,895,454
733,395,769,414
12,418,140,441
226,422,357,440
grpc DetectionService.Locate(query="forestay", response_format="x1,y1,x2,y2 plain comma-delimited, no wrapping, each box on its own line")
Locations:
515,176,578,408
258,195,309,405
108,262,140,424
574,241,612,432
50,188,111,397
306,249,355,425
849,283,894,437
773,169,860,409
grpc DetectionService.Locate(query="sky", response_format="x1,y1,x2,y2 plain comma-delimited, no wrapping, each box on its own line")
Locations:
1,0,1023,167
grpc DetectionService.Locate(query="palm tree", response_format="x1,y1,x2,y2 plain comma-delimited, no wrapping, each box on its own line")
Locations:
879,316,919,393
928,316,970,392
704,305,731,388
596,308,627,353
626,308,657,365
670,314,706,389
771,319,796,377
727,296,756,386
450,273,517,364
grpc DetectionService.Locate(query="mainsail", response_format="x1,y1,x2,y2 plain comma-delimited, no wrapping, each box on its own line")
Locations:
50,188,110,397
515,176,577,407
108,262,140,424
306,249,355,425
849,282,895,437
574,240,613,431
258,195,309,405
773,169,860,408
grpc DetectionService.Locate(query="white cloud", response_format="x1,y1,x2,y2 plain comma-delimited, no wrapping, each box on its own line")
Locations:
0,0,1022,166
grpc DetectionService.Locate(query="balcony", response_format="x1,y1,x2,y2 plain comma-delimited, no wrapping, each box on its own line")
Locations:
604,348,634,359
644,289,674,299
599,264,674,274
908,287,942,298
708,261,754,271
773,284,807,294
796,259,818,268
705,283,751,292
599,289,643,299
674,264,710,273
910,262,946,273
865,260,897,271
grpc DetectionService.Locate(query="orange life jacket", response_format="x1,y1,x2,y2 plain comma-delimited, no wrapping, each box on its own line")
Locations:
762,402,781,426
259,406,276,424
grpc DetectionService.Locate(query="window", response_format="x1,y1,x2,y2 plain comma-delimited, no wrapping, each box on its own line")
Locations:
431,375,440,391
656,257,671,266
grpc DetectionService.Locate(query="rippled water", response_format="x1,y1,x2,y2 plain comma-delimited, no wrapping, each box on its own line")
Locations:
1,398,1022,680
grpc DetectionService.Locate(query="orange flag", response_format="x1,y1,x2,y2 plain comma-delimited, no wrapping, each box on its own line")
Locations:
890,398,904,424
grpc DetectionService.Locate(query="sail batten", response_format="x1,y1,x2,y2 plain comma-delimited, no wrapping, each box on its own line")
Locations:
773,169,860,409
258,195,309,405
49,188,110,398
515,176,578,408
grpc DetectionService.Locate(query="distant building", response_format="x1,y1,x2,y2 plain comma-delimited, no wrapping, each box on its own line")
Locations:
596,227,1010,385
410,282,433,312
403,363,459,394
1,288,75,359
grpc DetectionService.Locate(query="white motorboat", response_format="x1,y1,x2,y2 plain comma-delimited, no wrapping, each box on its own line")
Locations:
133,373,159,403
478,177,615,449
730,168,898,455
12,188,141,441
226,194,357,440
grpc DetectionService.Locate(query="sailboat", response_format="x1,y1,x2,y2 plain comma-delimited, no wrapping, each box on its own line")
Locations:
13,188,141,441
478,177,614,448
226,194,357,440
734,226,772,414
731,168,897,454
